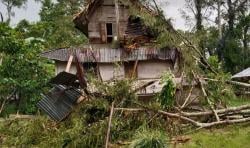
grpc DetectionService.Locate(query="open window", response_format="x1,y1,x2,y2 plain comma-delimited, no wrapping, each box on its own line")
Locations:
83,63,97,76
106,23,113,43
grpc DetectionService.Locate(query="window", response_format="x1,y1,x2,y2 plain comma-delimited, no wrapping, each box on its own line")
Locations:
106,23,113,43
83,63,97,76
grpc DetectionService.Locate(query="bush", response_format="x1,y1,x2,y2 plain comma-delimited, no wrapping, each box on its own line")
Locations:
129,127,169,148
157,72,176,109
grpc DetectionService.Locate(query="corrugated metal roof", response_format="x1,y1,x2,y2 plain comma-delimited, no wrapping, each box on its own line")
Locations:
37,85,82,122
41,47,179,63
50,72,78,86
232,67,250,79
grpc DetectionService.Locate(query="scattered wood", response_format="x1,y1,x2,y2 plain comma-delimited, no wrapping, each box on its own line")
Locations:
114,105,250,128
193,72,220,122
180,104,250,117
105,101,115,148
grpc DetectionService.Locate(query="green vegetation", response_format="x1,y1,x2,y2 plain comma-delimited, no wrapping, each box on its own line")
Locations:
178,124,250,148
129,127,169,148
0,23,53,115
157,72,176,109
0,0,249,147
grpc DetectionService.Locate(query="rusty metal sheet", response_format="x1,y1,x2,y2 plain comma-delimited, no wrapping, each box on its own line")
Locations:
41,47,179,63
37,85,82,122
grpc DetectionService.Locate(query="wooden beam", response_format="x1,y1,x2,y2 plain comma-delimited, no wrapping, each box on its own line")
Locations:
65,55,74,72
114,0,120,41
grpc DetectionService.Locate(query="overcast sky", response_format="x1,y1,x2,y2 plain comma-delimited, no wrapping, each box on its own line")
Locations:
0,0,189,30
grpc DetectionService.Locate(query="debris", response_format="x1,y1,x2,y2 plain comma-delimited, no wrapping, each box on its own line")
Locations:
49,71,78,86
37,85,82,122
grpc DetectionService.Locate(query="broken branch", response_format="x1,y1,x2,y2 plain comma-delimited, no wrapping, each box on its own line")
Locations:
105,101,115,148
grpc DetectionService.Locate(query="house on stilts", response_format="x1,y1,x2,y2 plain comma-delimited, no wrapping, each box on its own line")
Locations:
39,0,201,121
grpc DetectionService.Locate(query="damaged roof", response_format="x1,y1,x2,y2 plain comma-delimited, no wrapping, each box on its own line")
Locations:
232,67,250,79
37,85,82,122
73,0,158,34
41,47,180,63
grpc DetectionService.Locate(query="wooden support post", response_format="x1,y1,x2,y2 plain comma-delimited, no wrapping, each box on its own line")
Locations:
105,102,115,148
65,55,73,72
114,0,120,41
132,60,138,78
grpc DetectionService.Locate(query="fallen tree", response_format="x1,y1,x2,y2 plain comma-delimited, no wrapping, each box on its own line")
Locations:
114,103,250,128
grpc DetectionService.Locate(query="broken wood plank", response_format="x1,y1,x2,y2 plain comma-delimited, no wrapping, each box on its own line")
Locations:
65,55,73,72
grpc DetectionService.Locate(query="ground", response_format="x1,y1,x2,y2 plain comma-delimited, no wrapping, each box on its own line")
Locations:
176,123,250,148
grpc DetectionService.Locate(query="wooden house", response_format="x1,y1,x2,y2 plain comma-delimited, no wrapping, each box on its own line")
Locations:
41,0,187,98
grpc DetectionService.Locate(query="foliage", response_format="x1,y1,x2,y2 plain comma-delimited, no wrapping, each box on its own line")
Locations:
123,0,182,48
129,126,169,148
0,23,53,115
205,56,236,105
89,72,137,107
15,0,87,49
157,72,176,109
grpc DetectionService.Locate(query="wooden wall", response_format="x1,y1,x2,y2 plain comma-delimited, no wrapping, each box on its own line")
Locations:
55,61,77,75
99,63,125,81
137,60,173,79
88,0,129,43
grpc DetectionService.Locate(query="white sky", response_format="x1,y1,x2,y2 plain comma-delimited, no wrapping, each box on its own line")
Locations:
0,0,189,30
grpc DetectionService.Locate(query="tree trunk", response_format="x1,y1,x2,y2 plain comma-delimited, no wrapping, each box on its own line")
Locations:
217,0,222,38
0,12,3,22
194,0,203,31
227,0,235,32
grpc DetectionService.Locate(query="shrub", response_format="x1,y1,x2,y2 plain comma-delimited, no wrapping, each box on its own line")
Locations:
129,127,169,148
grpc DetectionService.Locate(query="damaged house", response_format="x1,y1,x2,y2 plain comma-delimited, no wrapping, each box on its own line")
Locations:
41,0,180,94
39,0,196,121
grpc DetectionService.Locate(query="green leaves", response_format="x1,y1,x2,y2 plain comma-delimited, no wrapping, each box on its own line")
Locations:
157,72,176,109
0,23,24,54
0,23,53,115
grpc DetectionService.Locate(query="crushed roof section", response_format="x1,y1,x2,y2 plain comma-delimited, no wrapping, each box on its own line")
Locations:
37,85,82,122
232,67,250,79
41,47,180,63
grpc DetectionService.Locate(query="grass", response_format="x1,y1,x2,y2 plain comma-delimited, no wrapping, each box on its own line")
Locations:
176,124,250,148
228,97,250,106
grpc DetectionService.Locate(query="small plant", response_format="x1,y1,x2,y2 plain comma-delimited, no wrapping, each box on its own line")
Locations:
157,72,176,109
129,127,169,148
